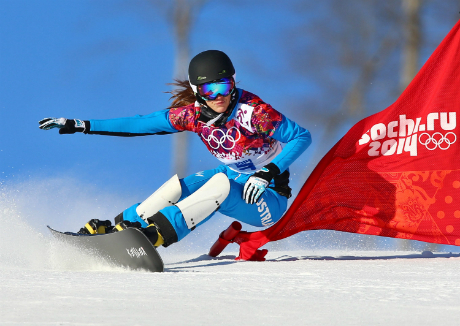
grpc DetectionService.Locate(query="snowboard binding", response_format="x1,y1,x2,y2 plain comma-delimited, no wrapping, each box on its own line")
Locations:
78,219,113,235
78,219,164,247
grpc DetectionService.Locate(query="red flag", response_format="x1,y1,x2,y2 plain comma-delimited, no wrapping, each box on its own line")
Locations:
234,20,460,261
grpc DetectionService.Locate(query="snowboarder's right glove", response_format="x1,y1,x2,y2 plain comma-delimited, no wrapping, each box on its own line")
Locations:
39,117,88,134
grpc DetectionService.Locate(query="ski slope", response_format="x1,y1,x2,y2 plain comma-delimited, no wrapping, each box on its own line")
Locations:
2,237,460,325
1,179,460,325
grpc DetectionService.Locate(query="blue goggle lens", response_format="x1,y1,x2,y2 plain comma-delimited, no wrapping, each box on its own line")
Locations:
198,77,234,100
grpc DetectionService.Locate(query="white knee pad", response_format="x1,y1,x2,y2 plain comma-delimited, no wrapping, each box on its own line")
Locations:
176,173,230,229
136,175,182,223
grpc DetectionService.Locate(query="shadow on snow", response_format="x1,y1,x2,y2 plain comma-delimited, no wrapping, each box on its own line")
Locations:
269,251,460,261
163,251,460,272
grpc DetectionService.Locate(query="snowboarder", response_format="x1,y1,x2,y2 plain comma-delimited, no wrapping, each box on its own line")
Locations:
39,50,312,248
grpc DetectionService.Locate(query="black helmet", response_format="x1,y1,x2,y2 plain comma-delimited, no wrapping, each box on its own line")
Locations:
188,50,238,127
188,50,235,86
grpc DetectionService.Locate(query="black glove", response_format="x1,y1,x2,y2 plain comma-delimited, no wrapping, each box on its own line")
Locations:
39,118,89,134
243,163,280,204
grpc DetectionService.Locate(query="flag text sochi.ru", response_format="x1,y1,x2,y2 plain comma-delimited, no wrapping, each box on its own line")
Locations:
358,112,456,157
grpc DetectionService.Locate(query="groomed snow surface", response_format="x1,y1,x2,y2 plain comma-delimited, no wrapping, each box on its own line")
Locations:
2,244,460,326
2,179,460,325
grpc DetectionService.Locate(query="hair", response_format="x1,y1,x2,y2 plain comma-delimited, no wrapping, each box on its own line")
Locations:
166,79,196,109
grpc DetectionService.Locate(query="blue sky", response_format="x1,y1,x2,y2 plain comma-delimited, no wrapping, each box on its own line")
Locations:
0,0,325,200
1,1,459,250
1,0,458,191
0,0,326,247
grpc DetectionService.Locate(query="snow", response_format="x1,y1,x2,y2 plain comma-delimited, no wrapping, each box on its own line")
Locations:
2,240,460,325
2,180,460,325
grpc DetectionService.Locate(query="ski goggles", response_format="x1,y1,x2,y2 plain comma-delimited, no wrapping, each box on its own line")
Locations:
197,77,235,101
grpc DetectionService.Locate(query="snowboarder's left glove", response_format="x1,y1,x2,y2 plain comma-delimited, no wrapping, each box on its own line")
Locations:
243,163,280,205
39,117,88,134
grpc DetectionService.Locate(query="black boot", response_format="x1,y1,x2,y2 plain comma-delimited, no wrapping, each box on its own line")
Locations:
78,219,113,234
146,212,178,248
112,220,164,247
142,224,164,247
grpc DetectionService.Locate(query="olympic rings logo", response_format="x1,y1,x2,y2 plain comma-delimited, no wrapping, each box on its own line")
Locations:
418,132,457,150
201,126,241,150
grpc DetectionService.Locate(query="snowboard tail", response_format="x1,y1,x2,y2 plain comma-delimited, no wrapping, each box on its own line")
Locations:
48,226,164,272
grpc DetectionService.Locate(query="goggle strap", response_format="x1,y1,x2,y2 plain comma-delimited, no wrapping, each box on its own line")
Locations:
188,79,198,94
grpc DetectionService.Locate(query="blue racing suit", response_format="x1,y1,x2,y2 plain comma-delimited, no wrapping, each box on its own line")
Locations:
86,89,312,244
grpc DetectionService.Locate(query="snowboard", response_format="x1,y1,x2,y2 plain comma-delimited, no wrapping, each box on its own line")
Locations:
48,226,164,272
